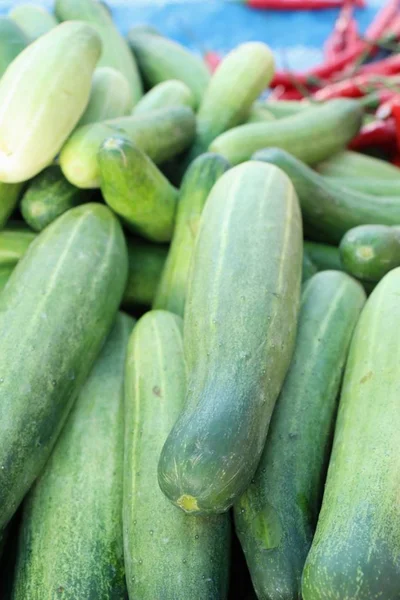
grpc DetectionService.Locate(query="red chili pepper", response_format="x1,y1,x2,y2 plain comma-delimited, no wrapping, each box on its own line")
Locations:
349,118,397,150
388,98,400,149
365,0,400,40
324,2,355,61
352,53,400,78
269,86,305,100
244,0,365,8
391,152,400,166
204,51,221,73
313,74,400,101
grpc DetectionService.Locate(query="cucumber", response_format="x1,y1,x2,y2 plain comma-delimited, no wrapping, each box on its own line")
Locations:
123,238,168,309
153,152,230,316
129,24,162,37
99,137,179,242
12,313,133,600
302,267,400,600
316,149,400,179
0,203,127,529
0,227,35,266
0,22,101,184
246,103,275,124
124,310,230,599
0,266,13,293
78,67,134,127
0,18,28,78
302,252,317,282
210,99,363,166
158,162,303,515
20,166,88,232
0,183,24,229
304,241,342,271
132,80,196,114
339,224,400,282
60,106,196,189
9,4,58,41
324,175,400,196
55,0,143,104
253,147,400,244
127,30,210,109
235,271,366,600
265,100,314,119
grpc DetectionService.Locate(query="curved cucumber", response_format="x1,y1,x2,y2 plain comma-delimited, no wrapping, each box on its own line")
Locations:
132,80,195,114
210,99,363,166
302,252,317,283
0,182,24,229
324,175,400,196
153,152,230,316
123,238,168,309
9,5,57,41
246,103,275,124
302,267,400,600
0,203,127,529
124,310,230,599
316,150,400,180
78,67,133,127
158,162,303,515
265,100,314,119
0,227,35,267
304,241,342,272
0,17,28,78
235,271,366,600
99,137,178,242
12,313,134,600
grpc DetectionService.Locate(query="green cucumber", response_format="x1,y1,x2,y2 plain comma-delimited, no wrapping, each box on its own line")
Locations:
129,24,162,37
12,313,133,600
78,67,133,127
0,182,24,229
0,203,127,529
60,106,196,189
324,175,400,196
99,137,178,242
210,99,363,166
235,271,366,600
302,267,400,600
302,252,317,283
0,227,35,267
304,241,342,271
132,80,196,114
0,21,101,184
124,310,230,599
158,162,303,515
55,0,143,104
265,100,314,119
127,30,210,109
20,166,88,232
153,152,230,316
123,238,168,309
0,18,28,78
253,147,400,244
0,266,13,293
246,103,275,124
316,149,400,180
9,4,58,42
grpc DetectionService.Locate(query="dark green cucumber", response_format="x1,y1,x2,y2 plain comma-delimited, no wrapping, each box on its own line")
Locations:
302,252,317,283
9,5,58,41
158,162,303,515
316,150,400,180
210,99,363,166
0,203,127,529
302,267,400,600
124,310,230,599
0,18,28,79
0,182,24,229
123,238,168,309
132,80,195,114
0,227,35,266
153,152,230,316
324,175,400,196
99,137,178,242
235,271,366,600
12,313,134,600
253,147,400,244
304,241,342,271
20,166,88,232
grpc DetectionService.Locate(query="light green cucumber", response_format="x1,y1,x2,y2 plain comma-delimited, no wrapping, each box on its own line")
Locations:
99,137,178,242
153,152,230,316
0,266,13,293
12,313,134,600
324,175,400,196
0,182,24,229
0,18,28,79
123,238,168,309
124,310,230,599
0,203,127,530
304,241,342,271
235,271,366,600
9,4,58,42
0,227,35,267
246,103,275,124
158,162,303,515
60,105,196,188
316,150,400,180
132,80,195,114
265,100,314,119
302,267,400,600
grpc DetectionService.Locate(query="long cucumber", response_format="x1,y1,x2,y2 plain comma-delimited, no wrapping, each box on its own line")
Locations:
0,17,28,78
9,5,58,41
316,150,400,180
132,80,195,114
123,238,168,309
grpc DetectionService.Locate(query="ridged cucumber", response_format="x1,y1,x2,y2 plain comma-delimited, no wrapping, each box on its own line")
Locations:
302,267,400,600
0,18,28,78
9,4,58,41
0,226,35,267
158,162,303,514
324,175,400,196
122,238,168,309
304,241,342,271
210,100,363,166
0,203,127,529
132,80,195,114
124,310,230,599
316,149,400,180
153,152,230,316
235,271,366,600
0,183,24,229
12,313,134,600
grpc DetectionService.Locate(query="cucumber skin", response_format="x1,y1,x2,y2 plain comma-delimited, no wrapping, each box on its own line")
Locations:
0,18,28,78
153,153,230,316
124,310,230,600
235,271,366,600
0,203,127,530
324,175,400,196
12,313,134,600
123,238,168,309
9,5,58,42
316,150,400,180
302,267,400,600
246,104,275,124
210,100,363,166
158,162,303,515
304,242,342,272
132,80,196,114
0,182,24,229
0,266,13,293
0,227,36,266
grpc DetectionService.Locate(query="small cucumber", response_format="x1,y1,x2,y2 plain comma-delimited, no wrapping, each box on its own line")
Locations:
60,106,196,189
99,137,179,242
20,166,88,232
12,313,134,600
123,238,168,309
0,17,28,78
304,241,342,271
0,227,35,267
316,150,400,180
324,175,400,196
246,103,275,124
132,80,196,114
153,152,230,316
0,182,24,229
124,310,230,599
302,252,317,283
235,271,366,600
210,99,363,166
158,162,302,515
9,4,58,42
265,100,314,119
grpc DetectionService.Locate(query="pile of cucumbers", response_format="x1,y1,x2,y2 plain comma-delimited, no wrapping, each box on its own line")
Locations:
0,1,399,598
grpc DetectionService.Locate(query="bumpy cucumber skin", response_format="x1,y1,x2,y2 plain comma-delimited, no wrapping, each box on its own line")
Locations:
0,18,28,78
55,0,143,104
302,267,400,600
0,227,35,266
316,150,400,180
99,137,178,242
235,271,366,600
153,153,230,316
158,162,303,515
124,310,230,600
132,80,196,114
210,99,363,166
9,5,58,41
20,166,88,232
0,203,127,530
123,238,168,309
12,313,134,600
324,175,400,196
0,182,24,229
302,252,317,283
304,242,342,272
